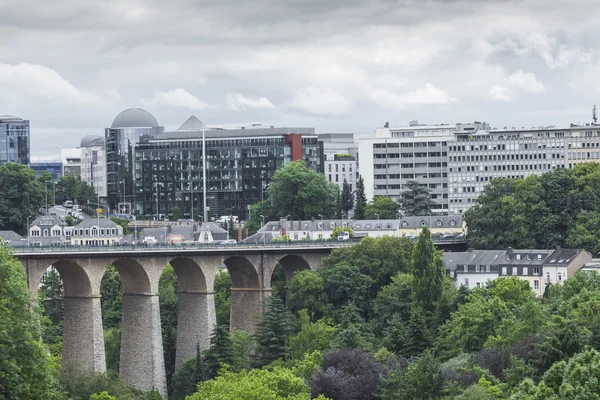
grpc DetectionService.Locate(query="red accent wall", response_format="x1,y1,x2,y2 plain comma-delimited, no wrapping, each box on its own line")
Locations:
285,134,303,161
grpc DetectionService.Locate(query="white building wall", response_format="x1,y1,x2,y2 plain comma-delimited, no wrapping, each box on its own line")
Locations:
80,145,107,198
456,273,499,289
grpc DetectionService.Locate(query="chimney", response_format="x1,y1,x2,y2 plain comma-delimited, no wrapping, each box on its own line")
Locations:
384,122,389,128
506,247,513,255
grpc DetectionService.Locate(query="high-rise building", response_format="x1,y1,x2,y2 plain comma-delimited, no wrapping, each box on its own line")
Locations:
105,108,164,210
359,120,600,215
61,148,82,178
319,133,358,192
0,115,30,166
80,135,107,199
30,160,62,180
134,117,321,220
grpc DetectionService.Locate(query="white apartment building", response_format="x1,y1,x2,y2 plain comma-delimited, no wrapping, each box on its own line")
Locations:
61,148,81,178
79,135,107,198
359,121,600,214
319,133,358,192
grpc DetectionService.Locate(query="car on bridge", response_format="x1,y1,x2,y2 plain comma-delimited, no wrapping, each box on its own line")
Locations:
219,239,237,245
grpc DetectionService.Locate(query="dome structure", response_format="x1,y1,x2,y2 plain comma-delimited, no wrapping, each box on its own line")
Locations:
110,108,159,129
80,135,104,147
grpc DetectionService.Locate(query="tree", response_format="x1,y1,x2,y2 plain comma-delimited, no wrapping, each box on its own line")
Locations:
354,175,367,219
214,269,232,326
411,226,444,315
319,263,374,315
341,179,354,217
267,160,339,220
330,226,354,239
159,265,179,389
0,162,44,234
254,295,294,367
398,180,435,216
289,310,336,360
287,270,326,320
381,352,443,400
100,266,123,330
171,206,182,221
204,325,235,380
243,200,274,235
400,306,430,357
39,269,64,344
0,243,58,398
364,196,400,220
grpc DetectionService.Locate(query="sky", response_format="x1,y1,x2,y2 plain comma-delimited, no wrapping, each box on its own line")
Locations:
1,0,600,159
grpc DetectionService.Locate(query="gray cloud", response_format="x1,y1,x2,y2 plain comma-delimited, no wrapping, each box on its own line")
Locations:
0,0,599,158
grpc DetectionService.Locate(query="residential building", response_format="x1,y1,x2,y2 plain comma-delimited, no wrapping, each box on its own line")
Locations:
30,160,63,180
80,135,107,199
28,215,71,246
198,222,228,243
0,115,30,166
61,148,82,178
397,215,464,238
0,230,23,244
69,218,123,246
134,117,321,220
444,247,592,296
105,108,164,211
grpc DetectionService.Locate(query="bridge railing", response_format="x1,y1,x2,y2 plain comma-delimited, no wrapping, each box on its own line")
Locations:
9,237,467,254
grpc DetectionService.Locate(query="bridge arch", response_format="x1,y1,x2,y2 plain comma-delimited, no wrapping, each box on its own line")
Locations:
223,256,263,333
275,254,312,281
111,258,153,295
169,257,215,368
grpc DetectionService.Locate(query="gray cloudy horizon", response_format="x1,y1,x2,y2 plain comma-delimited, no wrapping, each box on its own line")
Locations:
1,0,600,159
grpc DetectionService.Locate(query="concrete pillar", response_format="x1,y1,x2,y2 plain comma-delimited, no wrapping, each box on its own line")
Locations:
120,293,166,397
230,288,270,333
62,295,106,373
115,257,168,399
175,290,216,368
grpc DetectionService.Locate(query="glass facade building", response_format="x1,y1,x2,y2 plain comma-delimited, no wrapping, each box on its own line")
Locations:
105,108,164,210
30,161,63,180
0,115,30,166
135,126,322,220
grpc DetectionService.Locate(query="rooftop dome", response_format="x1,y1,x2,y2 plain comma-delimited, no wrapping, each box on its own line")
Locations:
110,108,159,129
80,135,104,148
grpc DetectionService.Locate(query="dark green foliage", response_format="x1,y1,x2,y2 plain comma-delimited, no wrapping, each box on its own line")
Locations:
100,266,123,330
243,200,273,235
411,226,444,315
159,265,179,390
204,325,235,379
341,179,354,217
287,270,325,320
110,217,131,234
104,328,121,372
381,352,442,400
267,160,339,220
364,195,400,219
270,264,287,304
254,295,294,367
398,180,435,216
171,206,182,221
60,368,159,400
400,306,430,357
39,269,64,345
214,269,232,326
354,175,367,219
319,263,374,315
0,244,60,399
54,175,97,206
0,162,44,234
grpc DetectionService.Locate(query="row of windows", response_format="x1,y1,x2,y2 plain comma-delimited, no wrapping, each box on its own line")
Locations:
71,228,120,236
327,164,353,172
374,142,447,149
451,164,557,173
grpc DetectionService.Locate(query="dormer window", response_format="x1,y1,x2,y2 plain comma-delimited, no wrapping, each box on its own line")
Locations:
450,219,456,226
365,224,371,229
464,265,468,272
475,265,481,272
342,222,348,227
317,222,323,229
527,254,532,260
537,254,542,260
402,221,409,228
485,265,491,272
330,222,335,229
420,220,427,227
516,254,521,260
505,254,510,260
436,220,442,227
355,224,361,229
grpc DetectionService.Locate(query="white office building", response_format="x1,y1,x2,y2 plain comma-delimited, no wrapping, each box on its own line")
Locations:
80,135,107,199
319,133,358,192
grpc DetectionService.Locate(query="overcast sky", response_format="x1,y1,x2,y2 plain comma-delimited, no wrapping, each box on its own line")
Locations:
1,0,600,159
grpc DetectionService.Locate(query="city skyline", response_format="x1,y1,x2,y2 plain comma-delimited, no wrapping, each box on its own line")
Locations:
2,0,600,158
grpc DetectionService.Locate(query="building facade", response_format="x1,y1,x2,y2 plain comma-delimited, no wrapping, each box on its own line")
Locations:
444,247,592,296
0,115,30,166
319,133,358,192
359,121,600,214
134,119,321,220
61,148,82,178
30,160,63,180
80,135,107,199
105,108,164,211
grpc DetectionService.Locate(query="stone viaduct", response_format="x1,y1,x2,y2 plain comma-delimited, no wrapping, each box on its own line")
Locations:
16,245,333,398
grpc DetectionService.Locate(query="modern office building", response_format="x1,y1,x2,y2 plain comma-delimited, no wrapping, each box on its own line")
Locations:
105,108,164,211
0,115,30,166
359,120,600,214
30,160,63,180
80,135,107,199
61,148,82,178
134,118,321,220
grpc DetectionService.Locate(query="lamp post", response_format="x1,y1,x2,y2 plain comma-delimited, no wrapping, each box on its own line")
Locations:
260,215,265,246
318,214,324,240
375,213,380,237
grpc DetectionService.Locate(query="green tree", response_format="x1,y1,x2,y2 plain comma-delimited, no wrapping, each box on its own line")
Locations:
90,391,116,400
289,310,336,360
0,243,58,398
110,217,131,235
39,269,64,344
171,206,182,221
287,270,325,320
411,226,444,315
214,269,232,326
400,306,431,357
204,325,235,379
254,295,294,367
100,266,123,330
159,265,179,390
243,200,274,235
267,160,339,220
398,180,435,216
319,263,374,315
104,328,121,372
354,175,367,219
330,226,354,239
170,347,206,400
188,366,315,400
364,195,400,219
341,179,354,217
0,162,44,234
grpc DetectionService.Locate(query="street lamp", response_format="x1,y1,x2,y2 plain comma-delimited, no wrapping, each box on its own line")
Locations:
318,214,324,240
260,215,265,246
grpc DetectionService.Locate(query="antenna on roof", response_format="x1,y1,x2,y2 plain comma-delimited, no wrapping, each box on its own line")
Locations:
594,104,597,125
